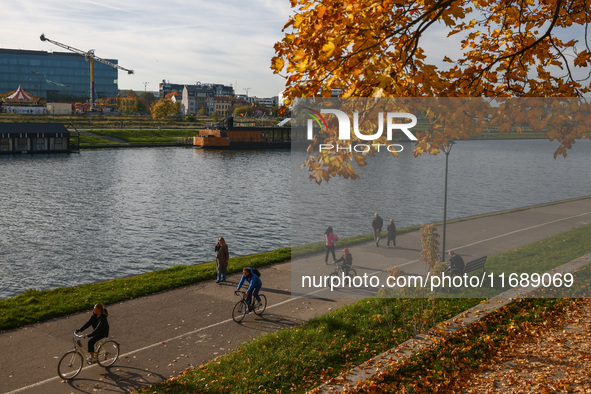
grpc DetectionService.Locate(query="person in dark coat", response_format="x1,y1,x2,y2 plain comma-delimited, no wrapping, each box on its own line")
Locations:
215,237,229,283
448,251,465,276
372,213,384,247
76,303,109,363
387,219,397,248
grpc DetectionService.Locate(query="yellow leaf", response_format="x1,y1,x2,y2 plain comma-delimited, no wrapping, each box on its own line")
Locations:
271,57,285,72
322,41,336,57
293,14,304,28
296,58,309,72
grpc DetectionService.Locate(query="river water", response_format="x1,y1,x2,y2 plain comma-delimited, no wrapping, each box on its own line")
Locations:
291,139,591,244
1,140,590,299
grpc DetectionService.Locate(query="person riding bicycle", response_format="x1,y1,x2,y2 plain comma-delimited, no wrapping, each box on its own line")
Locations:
235,267,262,310
334,248,353,275
75,303,109,363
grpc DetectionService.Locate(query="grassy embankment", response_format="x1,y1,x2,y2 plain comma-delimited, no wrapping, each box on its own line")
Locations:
0,113,282,146
134,222,591,393
0,225,418,332
0,113,549,147
80,122,549,146
77,123,547,147
0,247,285,332
340,295,587,393
0,113,224,130
76,128,199,145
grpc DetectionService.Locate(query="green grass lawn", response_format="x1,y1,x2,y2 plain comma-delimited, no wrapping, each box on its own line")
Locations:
75,134,120,145
86,129,199,144
0,247,290,331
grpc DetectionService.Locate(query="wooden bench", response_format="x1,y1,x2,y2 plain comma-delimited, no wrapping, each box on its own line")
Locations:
463,255,487,274
446,255,487,275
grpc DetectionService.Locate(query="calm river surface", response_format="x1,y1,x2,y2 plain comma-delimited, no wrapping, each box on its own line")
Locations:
1,140,590,299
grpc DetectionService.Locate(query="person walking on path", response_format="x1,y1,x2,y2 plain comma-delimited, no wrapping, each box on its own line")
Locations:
215,237,229,283
75,303,109,363
387,219,397,248
324,226,339,264
372,213,384,247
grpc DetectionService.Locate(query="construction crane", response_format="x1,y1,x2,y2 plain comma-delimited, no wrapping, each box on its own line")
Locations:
40,34,134,110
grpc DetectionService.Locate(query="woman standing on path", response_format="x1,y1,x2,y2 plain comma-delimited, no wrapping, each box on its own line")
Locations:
215,237,229,283
325,226,339,264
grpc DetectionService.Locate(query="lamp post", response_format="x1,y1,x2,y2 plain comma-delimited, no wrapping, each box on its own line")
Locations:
143,82,149,109
140,82,149,130
441,140,455,262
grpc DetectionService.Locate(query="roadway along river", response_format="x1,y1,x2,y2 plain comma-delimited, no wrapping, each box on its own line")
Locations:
1,139,590,299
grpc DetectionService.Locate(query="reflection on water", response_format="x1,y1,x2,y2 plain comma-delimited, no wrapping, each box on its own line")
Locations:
1,139,590,299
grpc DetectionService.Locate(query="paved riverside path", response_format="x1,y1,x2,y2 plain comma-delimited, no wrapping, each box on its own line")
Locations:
2,197,591,394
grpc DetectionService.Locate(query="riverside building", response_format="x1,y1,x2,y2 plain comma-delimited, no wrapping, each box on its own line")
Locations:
0,48,119,102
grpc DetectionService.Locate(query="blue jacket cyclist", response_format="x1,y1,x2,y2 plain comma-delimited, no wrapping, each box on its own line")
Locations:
235,267,262,308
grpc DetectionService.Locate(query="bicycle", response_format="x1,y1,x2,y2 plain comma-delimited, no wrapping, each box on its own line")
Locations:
232,290,267,323
57,331,120,380
330,261,357,278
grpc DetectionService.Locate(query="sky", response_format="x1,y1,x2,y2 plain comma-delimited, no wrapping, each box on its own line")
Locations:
2,1,587,101
1,0,294,98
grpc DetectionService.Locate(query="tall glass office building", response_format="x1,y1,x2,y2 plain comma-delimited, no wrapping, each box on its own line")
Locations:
0,48,119,102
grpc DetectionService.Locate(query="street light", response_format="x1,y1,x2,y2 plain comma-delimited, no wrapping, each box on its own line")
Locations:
441,140,455,262
140,82,149,130
143,82,149,108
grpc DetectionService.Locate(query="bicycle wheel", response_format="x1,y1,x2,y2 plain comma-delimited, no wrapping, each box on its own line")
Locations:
232,300,247,322
347,268,357,277
57,350,83,380
253,294,267,315
96,340,120,367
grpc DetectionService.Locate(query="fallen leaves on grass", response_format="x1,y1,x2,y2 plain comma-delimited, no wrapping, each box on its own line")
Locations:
349,298,591,393
462,298,591,393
